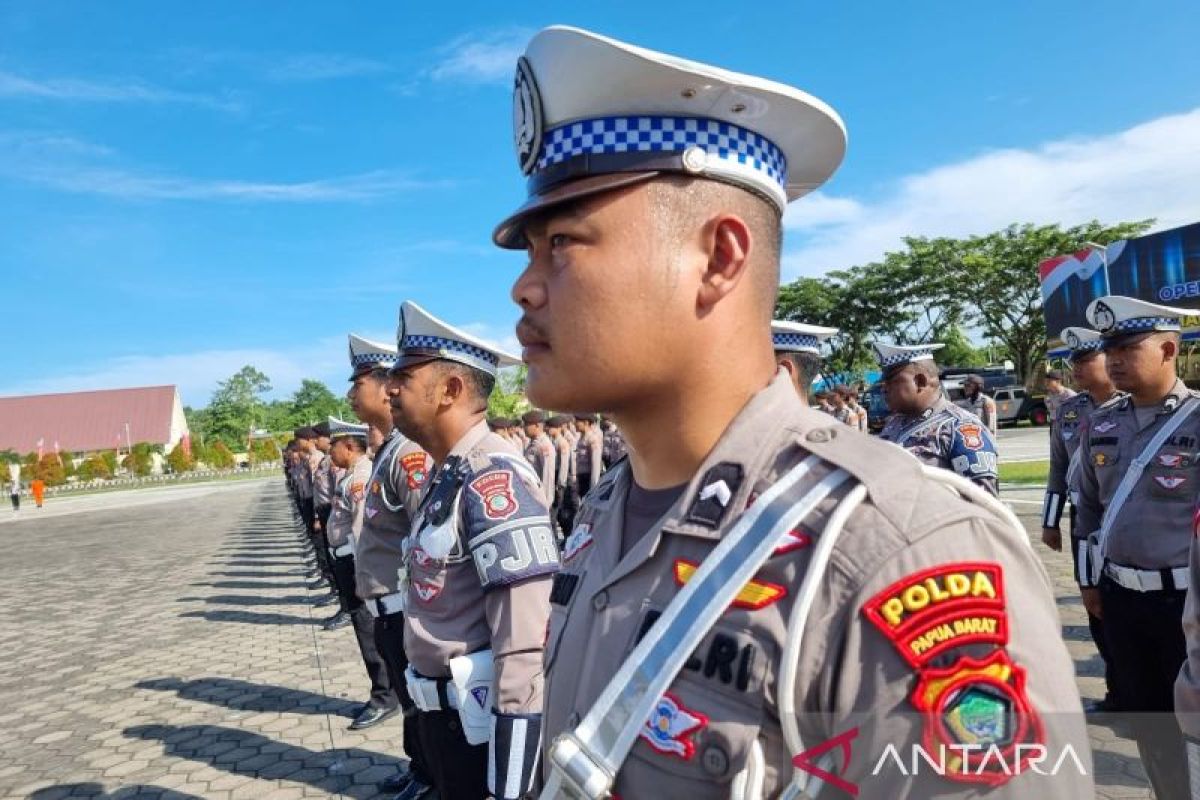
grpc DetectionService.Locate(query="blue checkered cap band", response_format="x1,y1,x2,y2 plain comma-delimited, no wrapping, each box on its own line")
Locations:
878,349,938,368
1110,316,1181,334
773,332,821,352
1070,340,1103,353
535,116,786,193
401,334,500,373
351,352,396,369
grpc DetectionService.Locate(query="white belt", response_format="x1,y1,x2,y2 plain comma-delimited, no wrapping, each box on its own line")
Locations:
366,592,405,618
1104,562,1189,592
406,671,458,712
328,543,354,558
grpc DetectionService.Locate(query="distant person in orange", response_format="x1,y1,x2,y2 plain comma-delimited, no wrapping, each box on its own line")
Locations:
31,479,45,508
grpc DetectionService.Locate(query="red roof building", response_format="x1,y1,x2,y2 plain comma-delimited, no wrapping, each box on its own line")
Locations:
0,385,189,455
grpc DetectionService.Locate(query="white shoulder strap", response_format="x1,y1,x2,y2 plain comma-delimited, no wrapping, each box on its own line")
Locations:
1098,396,1200,558
540,455,855,800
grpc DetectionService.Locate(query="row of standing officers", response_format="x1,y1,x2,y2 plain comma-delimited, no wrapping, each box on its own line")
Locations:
273,22,1110,800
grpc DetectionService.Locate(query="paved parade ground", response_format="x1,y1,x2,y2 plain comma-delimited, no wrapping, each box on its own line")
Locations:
0,474,1152,798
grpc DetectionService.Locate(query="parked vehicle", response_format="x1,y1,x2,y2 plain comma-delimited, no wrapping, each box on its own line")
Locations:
989,385,1049,426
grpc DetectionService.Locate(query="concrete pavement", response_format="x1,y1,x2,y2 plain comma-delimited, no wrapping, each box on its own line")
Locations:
0,476,1153,798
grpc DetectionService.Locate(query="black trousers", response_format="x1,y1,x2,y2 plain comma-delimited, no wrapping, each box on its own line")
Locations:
555,485,579,538
375,610,431,783
417,709,488,799
9,493,18,511
1100,578,1189,800
331,554,395,710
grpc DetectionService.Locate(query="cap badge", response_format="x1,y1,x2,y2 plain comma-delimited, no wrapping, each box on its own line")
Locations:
513,56,544,176
1066,331,1081,349
1092,301,1116,332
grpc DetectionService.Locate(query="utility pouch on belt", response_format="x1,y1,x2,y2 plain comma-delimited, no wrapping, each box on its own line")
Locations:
450,649,495,745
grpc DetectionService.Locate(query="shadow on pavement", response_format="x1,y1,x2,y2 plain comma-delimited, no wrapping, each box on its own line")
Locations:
135,676,360,717
216,560,298,567
178,609,315,626
121,724,403,799
192,580,309,590
175,594,313,607
29,783,205,799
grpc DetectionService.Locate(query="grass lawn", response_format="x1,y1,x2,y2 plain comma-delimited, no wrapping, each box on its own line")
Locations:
999,460,1049,485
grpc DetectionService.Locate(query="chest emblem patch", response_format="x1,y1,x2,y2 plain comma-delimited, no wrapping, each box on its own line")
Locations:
411,579,440,603
1155,475,1186,490
562,523,594,563
774,527,813,556
1158,454,1185,468
1093,421,1118,433
673,559,786,610
639,692,707,760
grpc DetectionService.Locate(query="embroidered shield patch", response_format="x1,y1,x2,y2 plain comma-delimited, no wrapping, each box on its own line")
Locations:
401,451,429,490
958,423,984,451
468,471,519,521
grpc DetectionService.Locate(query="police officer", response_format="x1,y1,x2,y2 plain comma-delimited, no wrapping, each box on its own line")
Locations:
1041,326,1121,715
572,414,604,499
346,333,436,799
500,26,1089,798
546,415,576,536
771,320,836,405
323,416,400,730
876,343,1000,496
294,427,334,594
389,302,557,800
311,421,345,617
521,409,557,507
598,416,626,469
959,375,998,435
1076,296,1200,800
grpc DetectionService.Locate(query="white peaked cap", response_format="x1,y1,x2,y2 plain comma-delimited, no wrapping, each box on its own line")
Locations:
327,416,369,440
348,333,398,376
395,301,521,377
1086,295,1200,338
494,25,847,248
1059,326,1102,354
872,342,945,370
771,320,838,355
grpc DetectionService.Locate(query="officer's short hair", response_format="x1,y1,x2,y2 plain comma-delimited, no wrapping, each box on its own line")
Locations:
431,361,495,408
522,410,546,425
294,426,317,440
1046,369,1064,382
313,421,331,437
574,413,595,423
781,352,822,391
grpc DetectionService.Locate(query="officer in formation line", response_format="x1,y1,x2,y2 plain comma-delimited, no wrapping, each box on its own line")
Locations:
545,415,576,536
311,420,353,627
874,342,1001,495
388,301,556,800
1071,295,1200,800
571,414,604,498
1040,325,1122,716
495,25,1088,798
521,410,558,508
959,375,999,435
323,416,400,730
291,427,340,606
345,333,437,799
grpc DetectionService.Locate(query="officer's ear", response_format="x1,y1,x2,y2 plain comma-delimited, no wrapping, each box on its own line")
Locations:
912,369,929,390
1161,333,1180,362
696,212,753,312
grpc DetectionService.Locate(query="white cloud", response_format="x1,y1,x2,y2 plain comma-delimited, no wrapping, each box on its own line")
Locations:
783,107,1200,278
0,340,349,407
429,28,530,84
0,132,453,202
0,69,239,111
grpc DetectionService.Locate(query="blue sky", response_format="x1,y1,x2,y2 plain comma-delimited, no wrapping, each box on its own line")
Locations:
3,1,1198,405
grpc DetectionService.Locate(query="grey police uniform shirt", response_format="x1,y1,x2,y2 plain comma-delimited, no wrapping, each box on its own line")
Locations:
1176,535,1200,740
524,431,557,507
959,392,998,434
544,372,1090,798
404,419,558,714
553,433,574,489
295,452,315,499
313,453,335,509
354,431,433,600
878,396,1000,496
326,455,372,550
1075,379,1200,572
575,427,604,482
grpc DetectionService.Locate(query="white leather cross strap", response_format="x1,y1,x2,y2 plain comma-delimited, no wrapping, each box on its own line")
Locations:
540,454,854,800
405,667,458,712
329,543,354,558
1097,397,1200,560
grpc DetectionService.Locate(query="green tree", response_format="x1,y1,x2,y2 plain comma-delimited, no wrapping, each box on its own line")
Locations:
0,449,20,464
78,454,113,481
249,439,281,465
488,366,531,418
290,379,355,426
207,441,236,469
31,454,67,486
122,442,156,477
197,366,272,448
166,445,193,474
